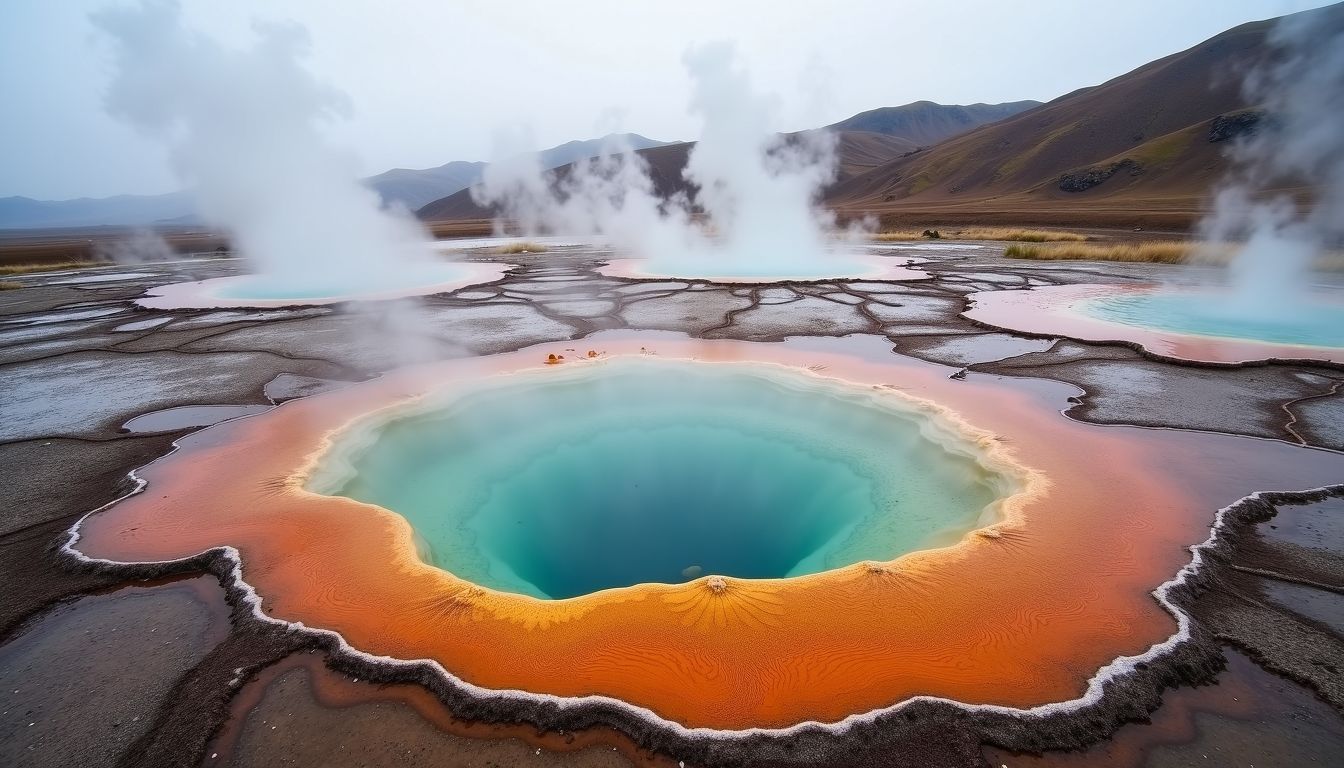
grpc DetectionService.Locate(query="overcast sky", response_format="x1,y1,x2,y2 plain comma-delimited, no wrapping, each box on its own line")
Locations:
0,0,1332,200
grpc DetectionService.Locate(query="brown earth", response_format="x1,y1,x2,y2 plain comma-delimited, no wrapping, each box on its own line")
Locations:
420,4,1342,233
0,227,229,268
824,4,1344,227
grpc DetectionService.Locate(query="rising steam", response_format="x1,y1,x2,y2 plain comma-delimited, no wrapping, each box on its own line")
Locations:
1200,8,1344,315
93,0,450,296
472,42,851,277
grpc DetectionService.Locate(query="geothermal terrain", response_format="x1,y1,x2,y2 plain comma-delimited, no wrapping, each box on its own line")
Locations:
4,2,1344,768
2,240,1343,767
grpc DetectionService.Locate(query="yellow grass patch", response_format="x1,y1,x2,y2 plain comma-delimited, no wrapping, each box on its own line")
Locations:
875,228,1088,243
0,281,22,290
1004,242,1190,263
955,228,1088,243
0,260,105,275
1007,242,1344,269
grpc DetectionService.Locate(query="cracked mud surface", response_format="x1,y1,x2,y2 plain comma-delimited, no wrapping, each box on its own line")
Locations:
1,243,1342,767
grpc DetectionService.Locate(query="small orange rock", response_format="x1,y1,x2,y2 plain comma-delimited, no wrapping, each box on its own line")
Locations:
587,350,598,358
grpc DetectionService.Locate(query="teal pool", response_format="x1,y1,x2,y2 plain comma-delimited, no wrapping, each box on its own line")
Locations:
313,358,1009,599
212,264,469,301
1082,291,1344,349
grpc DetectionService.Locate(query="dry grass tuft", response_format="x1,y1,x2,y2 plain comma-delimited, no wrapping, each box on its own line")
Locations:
955,228,1088,242
1317,252,1344,271
874,228,1087,243
1004,242,1190,263
1006,242,1344,269
0,281,22,290
0,260,105,276
491,241,548,255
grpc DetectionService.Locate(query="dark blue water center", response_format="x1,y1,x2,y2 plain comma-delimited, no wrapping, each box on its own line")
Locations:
320,359,1007,599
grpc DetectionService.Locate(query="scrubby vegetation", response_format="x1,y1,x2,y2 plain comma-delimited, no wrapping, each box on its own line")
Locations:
0,260,105,275
1004,242,1190,263
0,281,22,290
1006,242,1344,269
956,228,1087,242
875,228,1087,243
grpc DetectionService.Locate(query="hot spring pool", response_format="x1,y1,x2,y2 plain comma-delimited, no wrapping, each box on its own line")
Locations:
1081,290,1344,349
313,357,1009,599
210,264,471,301
136,260,508,309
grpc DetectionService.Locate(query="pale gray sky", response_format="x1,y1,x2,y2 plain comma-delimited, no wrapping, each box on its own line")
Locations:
0,0,1332,199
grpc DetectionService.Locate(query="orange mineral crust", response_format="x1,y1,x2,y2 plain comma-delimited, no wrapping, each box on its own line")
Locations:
73,336,1344,729
964,283,1344,364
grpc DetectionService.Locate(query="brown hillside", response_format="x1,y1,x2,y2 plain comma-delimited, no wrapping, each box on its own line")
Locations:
826,100,1040,145
417,131,915,222
833,131,920,179
825,4,1344,228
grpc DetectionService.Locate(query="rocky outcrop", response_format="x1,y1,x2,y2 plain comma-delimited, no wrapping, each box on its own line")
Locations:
1058,158,1144,192
1209,110,1266,143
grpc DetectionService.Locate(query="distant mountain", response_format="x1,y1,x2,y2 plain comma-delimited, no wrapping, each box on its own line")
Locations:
534,133,670,172
0,192,194,230
367,133,669,212
419,139,704,222
414,103,1029,223
826,100,1040,146
824,4,1344,228
1,133,669,230
365,161,486,212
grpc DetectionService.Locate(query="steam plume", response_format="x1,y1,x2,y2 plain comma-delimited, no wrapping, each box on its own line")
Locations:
1200,8,1344,314
93,0,444,295
472,42,844,276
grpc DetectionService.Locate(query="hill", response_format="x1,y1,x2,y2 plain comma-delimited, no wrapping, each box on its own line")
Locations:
365,161,486,212
0,192,194,230
367,133,669,211
824,4,1344,229
2,133,669,230
826,100,1040,145
417,131,920,222
416,101,1032,223
533,134,670,173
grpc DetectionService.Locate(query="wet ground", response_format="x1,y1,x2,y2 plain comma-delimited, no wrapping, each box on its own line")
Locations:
1,242,1342,767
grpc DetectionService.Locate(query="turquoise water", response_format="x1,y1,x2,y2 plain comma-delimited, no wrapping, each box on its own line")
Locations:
214,264,467,300
1083,291,1344,348
319,359,1008,599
